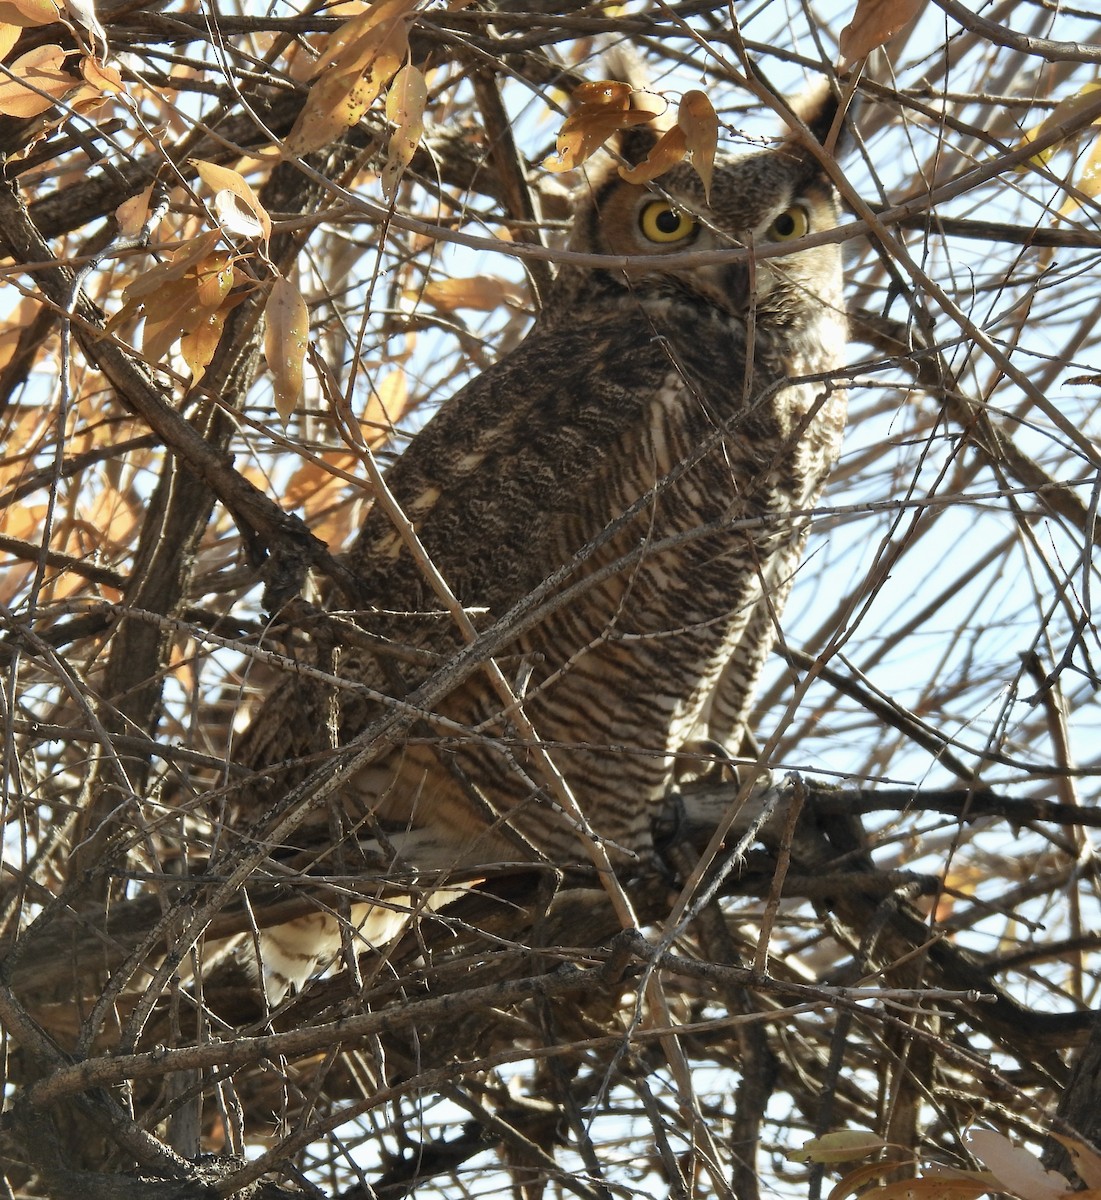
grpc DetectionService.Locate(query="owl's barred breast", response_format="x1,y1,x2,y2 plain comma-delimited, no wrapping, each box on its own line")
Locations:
323,292,847,865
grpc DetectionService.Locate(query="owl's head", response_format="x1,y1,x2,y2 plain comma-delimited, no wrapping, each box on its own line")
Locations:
556,86,850,330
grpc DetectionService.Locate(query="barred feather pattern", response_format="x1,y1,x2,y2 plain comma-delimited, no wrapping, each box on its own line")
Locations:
228,101,850,1000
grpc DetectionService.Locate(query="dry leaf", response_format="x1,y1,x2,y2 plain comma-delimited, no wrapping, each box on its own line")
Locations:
381,62,426,201
618,124,688,186
0,24,19,57
265,275,310,424
179,308,228,381
964,1129,1072,1200
79,54,121,94
363,366,408,433
678,89,718,199
1050,1133,1101,1190
193,159,272,241
0,44,75,118
793,1130,890,1165
63,0,105,56
285,0,416,156
839,0,925,63
859,1180,992,1200
1017,82,1101,167
0,0,61,25
543,79,655,172
421,275,527,313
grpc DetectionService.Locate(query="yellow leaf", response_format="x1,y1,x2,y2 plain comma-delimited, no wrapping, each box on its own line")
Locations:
381,62,426,201
265,275,309,424
0,44,74,118
792,1130,890,1164
193,159,272,241
678,89,718,200
839,0,925,63
0,24,19,57
618,124,688,186
1018,83,1101,174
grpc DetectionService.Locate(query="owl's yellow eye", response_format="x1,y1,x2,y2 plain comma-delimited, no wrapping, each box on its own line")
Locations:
766,206,810,241
638,201,697,244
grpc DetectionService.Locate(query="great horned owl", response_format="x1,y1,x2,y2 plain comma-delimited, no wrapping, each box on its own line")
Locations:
230,86,850,999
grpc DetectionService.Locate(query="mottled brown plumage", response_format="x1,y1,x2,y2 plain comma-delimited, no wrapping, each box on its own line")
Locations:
231,92,850,998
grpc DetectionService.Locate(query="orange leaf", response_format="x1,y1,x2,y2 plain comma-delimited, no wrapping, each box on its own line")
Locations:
180,307,228,381
839,0,925,63
0,0,61,25
265,275,310,424
0,43,74,118
421,275,527,313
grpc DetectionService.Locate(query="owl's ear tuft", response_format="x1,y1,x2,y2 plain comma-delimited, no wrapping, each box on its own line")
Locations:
615,125,663,169
790,80,858,158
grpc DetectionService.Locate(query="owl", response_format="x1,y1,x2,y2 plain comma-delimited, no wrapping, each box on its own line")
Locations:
228,85,851,1000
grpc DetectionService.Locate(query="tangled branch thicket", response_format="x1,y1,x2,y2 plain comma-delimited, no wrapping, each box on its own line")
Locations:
1,1,1100,1197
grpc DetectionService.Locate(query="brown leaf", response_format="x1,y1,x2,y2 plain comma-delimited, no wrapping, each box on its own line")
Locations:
265,275,310,424
543,79,656,172
285,0,416,156
678,89,718,200
618,124,688,186
839,0,924,63
1049,1137,1101,1192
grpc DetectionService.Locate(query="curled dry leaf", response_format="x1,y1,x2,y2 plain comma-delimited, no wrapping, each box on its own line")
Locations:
839,0,925,64
265,275,310,425
678,89,718,199
543,79,656,173
193,159,272,242
79,54,121,93
381,62,427,202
